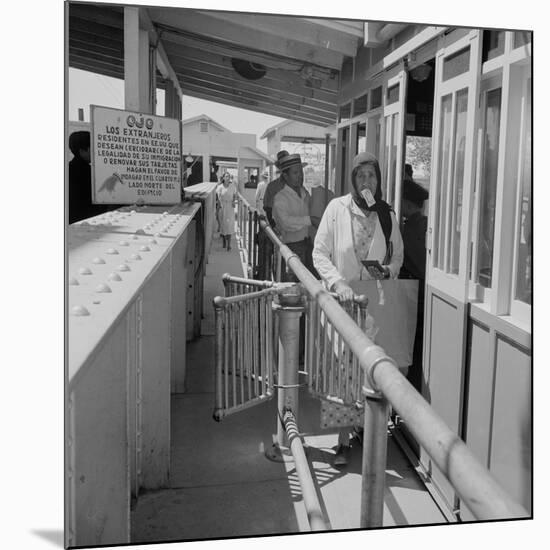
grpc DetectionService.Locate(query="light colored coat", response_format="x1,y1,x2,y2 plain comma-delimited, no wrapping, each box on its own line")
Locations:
312,194,403,289
216,182,236,235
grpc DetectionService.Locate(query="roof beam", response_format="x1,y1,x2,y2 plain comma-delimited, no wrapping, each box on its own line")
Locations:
203,12,360,57
69,28,123,54
302,18,365,38
138,7,184,98
170,59,337,113
162,41,338,104
69,16,123,42
69,53,124,75
69,3,123,29
161,35,339,92
176,72,336,122
180,83,333,127
148,9,345,70
69,58,124,82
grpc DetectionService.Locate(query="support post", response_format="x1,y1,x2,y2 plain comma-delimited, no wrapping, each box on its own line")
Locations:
265,287,304,461
360,380,390,527
124,7,151,113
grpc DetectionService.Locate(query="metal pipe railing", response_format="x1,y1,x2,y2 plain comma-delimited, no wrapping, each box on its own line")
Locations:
283,409,328,531
253,215,528,523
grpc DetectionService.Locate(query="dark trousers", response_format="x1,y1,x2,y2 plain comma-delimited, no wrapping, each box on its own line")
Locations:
281,238,318,282
255,231,273,280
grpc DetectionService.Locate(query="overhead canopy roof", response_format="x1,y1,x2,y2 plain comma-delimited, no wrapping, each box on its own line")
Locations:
68,2,367,127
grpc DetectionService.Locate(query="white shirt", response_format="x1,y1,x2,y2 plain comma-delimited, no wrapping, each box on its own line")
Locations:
255,180,268,215
272,184,311,243
312,194,404,289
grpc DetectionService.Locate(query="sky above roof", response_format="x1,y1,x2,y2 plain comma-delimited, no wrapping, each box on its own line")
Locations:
68,68,285,153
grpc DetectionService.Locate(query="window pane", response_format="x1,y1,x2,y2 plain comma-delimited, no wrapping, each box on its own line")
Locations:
356,122,366,153
353,93,368,116
443,47,470,81
339,127,349,194
482,30,505,62
370,86,382,110
515,80,532,304
476,88,502,288
448,89,469,274
434,94,453,269
387,83,400,105
339,103,351,123
384,114,397,204
513,31,532,49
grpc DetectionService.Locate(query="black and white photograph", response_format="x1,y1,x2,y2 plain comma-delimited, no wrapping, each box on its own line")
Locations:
5,0,543,549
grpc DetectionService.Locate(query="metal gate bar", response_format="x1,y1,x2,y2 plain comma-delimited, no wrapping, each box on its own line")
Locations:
213,288,277,421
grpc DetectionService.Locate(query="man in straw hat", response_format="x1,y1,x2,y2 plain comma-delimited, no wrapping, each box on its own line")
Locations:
263,149,289,227
272,153,319,281
256,150,289,278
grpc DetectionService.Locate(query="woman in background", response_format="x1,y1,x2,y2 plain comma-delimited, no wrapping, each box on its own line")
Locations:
216,173,237,251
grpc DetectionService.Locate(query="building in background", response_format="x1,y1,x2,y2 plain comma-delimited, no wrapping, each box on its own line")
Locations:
182,114,272,190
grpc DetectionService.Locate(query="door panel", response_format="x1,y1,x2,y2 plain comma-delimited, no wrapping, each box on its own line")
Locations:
421,30,482,512
382,65,407,220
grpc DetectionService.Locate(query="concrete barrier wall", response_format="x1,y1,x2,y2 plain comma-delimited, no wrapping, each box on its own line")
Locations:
66,202,200,547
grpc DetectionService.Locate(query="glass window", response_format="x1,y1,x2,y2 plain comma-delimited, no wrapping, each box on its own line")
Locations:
339,127,349,194
370,86,382,110
387,84,400,105
353,94,368,117
384,114,397,205
434,94,453,269
475,88,502,288
513,31,532,49
443,47,470,81
374,118,381,157
338,103,351,123
448,89,469,274
405,136,432,191
356,122,366,153
514,79,532,305
482,30,506,62
341,56,354,86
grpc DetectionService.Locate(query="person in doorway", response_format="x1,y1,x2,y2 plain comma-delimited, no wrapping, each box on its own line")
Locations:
272,154,319,281
68,131,112,224
312,152,404,465
216,172,237,251
399,174,429,393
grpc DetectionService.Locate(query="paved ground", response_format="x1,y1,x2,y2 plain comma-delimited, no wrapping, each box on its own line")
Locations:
131,224,447,545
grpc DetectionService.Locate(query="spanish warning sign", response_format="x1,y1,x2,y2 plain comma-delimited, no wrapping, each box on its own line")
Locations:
91,105,182,205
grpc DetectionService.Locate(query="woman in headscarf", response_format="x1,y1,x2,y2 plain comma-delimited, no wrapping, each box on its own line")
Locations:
312,152,404,465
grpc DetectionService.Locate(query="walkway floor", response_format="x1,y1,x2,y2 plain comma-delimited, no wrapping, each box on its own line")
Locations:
131,228,447,544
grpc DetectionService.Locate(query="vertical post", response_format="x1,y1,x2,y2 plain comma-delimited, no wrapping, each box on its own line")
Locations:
248,210,253,268
360,383,390,527
324,133,330,207
212,297,225,421
124,7,151,113
265,288,304,460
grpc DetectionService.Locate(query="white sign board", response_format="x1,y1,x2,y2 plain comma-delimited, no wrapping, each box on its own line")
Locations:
91,105,182,205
